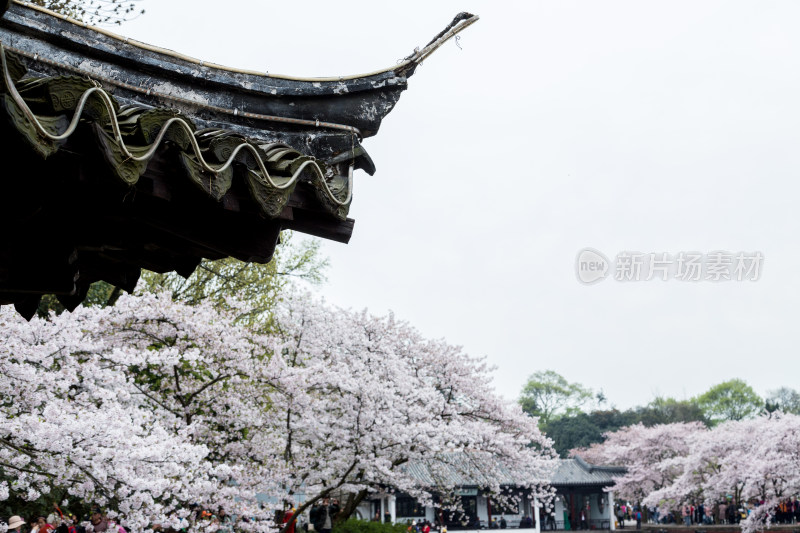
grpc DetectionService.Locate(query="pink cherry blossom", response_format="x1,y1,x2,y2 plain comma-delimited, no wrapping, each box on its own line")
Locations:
0,289,557,531
578,415,800,533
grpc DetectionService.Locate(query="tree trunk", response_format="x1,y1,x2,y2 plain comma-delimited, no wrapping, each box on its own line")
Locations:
336,489,370,525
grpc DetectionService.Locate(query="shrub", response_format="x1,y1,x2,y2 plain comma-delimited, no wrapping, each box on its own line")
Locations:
334,518,410,533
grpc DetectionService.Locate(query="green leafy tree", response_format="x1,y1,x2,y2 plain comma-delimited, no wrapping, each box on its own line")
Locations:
544,409,639,457
28,0,144,25
635,396,709,426
36,233,328,324
546,397,709,456
765,387,800,415
519,370,593,426
36,280,121,317
139,232,328,329
696,379,763,424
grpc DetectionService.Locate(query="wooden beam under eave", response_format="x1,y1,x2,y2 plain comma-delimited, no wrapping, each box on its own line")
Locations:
282,214,354,244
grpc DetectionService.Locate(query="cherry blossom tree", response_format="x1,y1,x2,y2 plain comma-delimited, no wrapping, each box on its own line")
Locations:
641,421,745,511
0,301,225,532
578,416,800,533
575,422,704,503
644,415,800,533
262,289,558,526
0,289,558,532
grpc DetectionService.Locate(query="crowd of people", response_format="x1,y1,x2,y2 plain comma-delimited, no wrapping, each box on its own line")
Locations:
406,519,434,533
489,514,534,529
14,497,800,533
2,506,127,533
401,513,536,531
614,504,642,530
618,498,800,527
1,499,346,533
772,499,800,524
1,504,253,533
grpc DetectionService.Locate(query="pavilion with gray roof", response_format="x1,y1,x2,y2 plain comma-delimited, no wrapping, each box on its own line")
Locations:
361,456,625,532
548,457,626,531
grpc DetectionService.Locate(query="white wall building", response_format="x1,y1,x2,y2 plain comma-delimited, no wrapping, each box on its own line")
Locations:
361,457,623,532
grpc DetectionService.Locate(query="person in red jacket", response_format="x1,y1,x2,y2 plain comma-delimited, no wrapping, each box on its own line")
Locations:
36,516,55,533
282,508,297,533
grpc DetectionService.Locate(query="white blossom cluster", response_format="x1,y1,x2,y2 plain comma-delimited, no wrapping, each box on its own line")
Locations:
0,289,557,531
578,415,800,533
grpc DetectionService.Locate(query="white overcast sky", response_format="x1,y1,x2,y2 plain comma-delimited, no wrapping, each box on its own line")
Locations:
118,1,800,410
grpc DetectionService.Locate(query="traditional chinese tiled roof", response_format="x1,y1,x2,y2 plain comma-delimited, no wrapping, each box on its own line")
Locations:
2,56,350,220
0,2,477,317
399,455,622,489
550,457,625,487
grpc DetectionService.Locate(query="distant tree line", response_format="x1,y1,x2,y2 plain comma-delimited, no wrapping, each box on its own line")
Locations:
518,370,797,456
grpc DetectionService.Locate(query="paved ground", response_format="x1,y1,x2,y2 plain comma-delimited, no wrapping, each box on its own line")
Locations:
644,522,800,533
429,522,800,533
